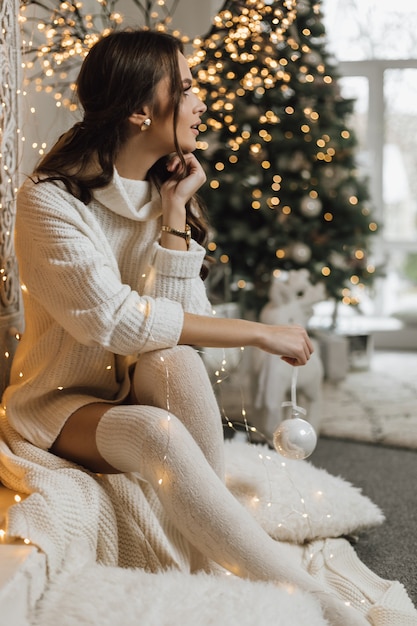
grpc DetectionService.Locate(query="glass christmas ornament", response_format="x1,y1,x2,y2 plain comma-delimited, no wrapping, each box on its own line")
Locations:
291,242,312,264
303,51,323,67
273,369,318,460
296,0,311,16
273,414,317,460
300,195,322,217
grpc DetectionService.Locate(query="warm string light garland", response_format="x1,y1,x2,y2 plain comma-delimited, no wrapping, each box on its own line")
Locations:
155,352,172,489
0,477,30,545
190,0,298,95
15,0,378,309
19,0,188,112
203,337,326,537
2,1,183,546
202,305,325,535
0,288,329,548
1,0,25,403
2,0,361,548
17,0,189,166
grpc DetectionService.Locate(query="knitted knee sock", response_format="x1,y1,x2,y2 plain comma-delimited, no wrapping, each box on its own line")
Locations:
132,346,225,479
95,405,368,626
95,404,298,580
305,538,417,624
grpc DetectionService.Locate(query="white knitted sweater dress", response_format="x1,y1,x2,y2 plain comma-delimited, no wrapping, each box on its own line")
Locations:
3,170,212,449
2,175,417,624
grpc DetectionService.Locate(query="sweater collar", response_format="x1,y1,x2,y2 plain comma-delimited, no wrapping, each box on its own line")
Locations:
92,169,162,221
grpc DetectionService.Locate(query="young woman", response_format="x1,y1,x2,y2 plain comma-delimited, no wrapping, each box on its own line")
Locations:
4,30,368,624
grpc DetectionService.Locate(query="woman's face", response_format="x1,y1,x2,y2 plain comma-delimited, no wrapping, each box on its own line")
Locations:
151,52,207,155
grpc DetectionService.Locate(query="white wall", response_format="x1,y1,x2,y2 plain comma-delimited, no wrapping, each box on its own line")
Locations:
171,0,224,35
20,0,224,177
119,0,223,38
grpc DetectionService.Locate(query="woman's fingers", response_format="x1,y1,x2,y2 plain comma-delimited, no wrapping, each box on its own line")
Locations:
260,324,313,366
162,153,206,204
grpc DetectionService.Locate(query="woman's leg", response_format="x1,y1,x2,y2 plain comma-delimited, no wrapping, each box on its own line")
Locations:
94,404,367,624
50,346,223,477
51,347,367,625
130,346,225,480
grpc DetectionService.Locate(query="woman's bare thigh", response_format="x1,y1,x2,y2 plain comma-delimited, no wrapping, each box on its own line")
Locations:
49,402,120,474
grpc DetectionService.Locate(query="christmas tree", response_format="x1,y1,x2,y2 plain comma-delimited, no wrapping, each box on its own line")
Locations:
191,0,378,315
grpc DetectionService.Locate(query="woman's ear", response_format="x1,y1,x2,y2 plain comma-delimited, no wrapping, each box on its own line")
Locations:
128,107,151,128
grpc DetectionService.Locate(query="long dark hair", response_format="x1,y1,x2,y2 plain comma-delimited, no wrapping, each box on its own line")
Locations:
34,29,209,248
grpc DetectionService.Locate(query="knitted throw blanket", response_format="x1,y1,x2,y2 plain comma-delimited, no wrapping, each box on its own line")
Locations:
0,410,192,576
2,409,417,624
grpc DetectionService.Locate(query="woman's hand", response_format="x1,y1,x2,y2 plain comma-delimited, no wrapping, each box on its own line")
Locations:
256,323,314,366
159,153,206,250
161,152,206,209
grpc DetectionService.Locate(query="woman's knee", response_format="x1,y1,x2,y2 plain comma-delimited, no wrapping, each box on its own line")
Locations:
132,345,209,405
138,345,202,371
95,404,189,476
50,401,179,473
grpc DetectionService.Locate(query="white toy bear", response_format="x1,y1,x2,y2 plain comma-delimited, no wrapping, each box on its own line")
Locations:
252,269,326,440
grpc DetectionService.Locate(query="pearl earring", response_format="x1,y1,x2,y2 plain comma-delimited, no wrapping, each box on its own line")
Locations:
141,118,152,131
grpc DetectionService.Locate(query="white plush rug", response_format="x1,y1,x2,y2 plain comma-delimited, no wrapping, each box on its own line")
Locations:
25,439,388,626
16,438,417,626
30,559,327,626
321,351,417,448
29,541,417,626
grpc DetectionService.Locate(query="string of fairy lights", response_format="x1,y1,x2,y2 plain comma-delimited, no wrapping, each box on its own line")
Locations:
18,0,188,113
1,0,371,548
0,320,326,548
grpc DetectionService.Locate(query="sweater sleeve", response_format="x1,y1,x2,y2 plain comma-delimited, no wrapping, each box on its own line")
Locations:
16,181,184,355
143,240,213,317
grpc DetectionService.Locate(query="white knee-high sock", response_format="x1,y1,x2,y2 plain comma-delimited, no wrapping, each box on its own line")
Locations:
131,346,225,480
305,538,417,623
95,404,293,580
95,405,369,625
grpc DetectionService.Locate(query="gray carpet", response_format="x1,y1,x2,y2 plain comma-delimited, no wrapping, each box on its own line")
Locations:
311,436,417,605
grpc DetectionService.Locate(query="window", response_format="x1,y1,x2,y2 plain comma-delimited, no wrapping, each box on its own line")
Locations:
322,0,417,315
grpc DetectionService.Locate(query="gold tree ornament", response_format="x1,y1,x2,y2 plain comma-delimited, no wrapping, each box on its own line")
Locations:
19,0,186,110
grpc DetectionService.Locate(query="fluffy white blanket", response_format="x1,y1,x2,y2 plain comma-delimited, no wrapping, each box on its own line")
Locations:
1,410,416,625
30,556,327,626
30,539,417,626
